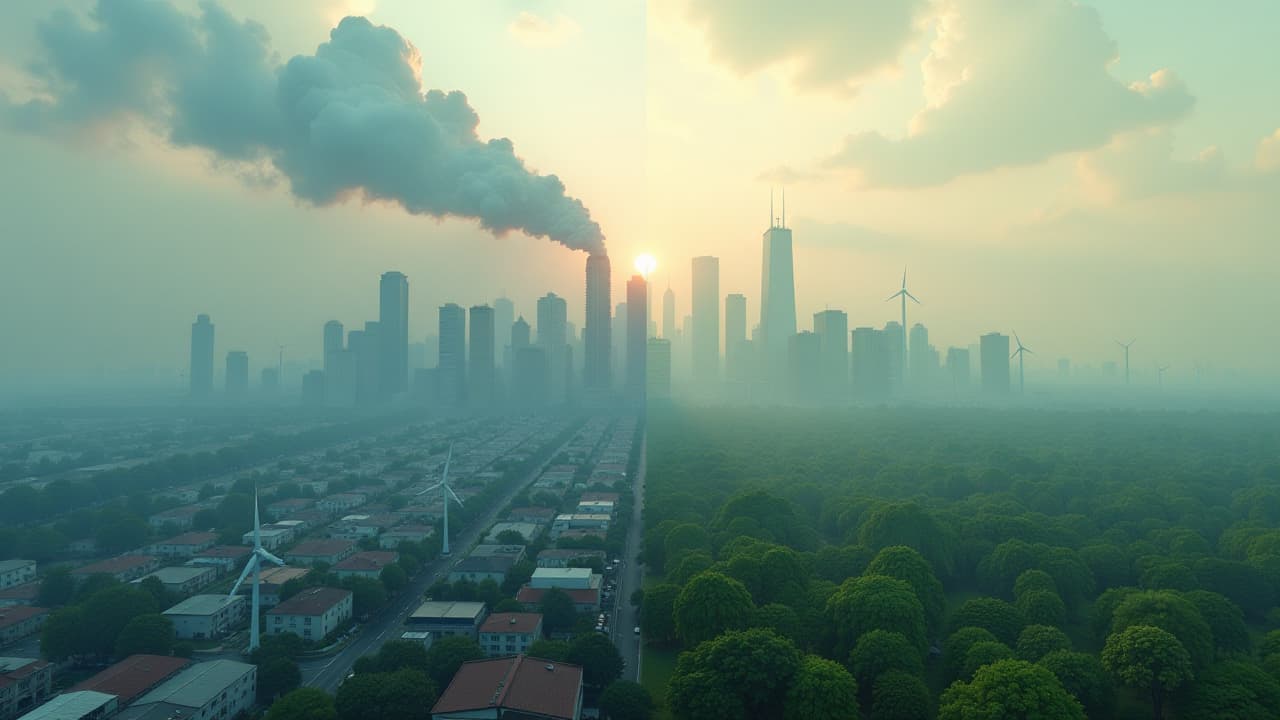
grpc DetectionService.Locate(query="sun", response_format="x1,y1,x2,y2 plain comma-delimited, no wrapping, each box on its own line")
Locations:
634,253,657,279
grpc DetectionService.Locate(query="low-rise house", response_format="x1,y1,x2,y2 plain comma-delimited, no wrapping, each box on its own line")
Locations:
266,587,353,641
478,613,543,657
265,497,315,521
556,529,608,544
0,586,38,610
69,655,191,706
379,524,434,550
578,492,620,504
574,500,614,516
484,522,541,543
14,691,116,720
431,655,582,720
332,552,399,580
70,555,159,584
0,563,35,592
146,506,200,531
187,546,251,573
285,539,356,567
146,532,217,558
282,509,332,528
549,515,609,539
517,568,602,613
506,507,556,525
133,566,218,596
0,608,47,645
448,556,517,585
240,526,292,550
0,658,52,720
253,567,312,607
535,549,607,569
162,595,247,639
406,601,488,640
467,545,526,563
115,659,256,720
317,493,367,514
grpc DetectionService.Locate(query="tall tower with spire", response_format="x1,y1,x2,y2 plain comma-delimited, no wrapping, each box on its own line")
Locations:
760,190,797,383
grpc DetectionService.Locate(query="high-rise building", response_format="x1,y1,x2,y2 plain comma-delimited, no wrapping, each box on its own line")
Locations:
626,275,647,405
302,370,324,406
980,332,1011,394
584,254,612,392
536,293,568,404
513,346,548,409
724,294,747,380
506,316,531,392
851,327,891,400
813,309,849,398
662,285,676,340
468,305,495,407
493,297,514,369
647,338,671,400
511,316,530,351
260,367,279,392
909,323,935,386
690,256,720,382
408,342,427,371
883,321,905,390
323,320,344,375
225,351,248,396
438,304,466,407
613,302,628,387
760,213,796,381
947,347,971,387
355,322,381,405
379,271,409,397
788,332,822,405
189,314,214,397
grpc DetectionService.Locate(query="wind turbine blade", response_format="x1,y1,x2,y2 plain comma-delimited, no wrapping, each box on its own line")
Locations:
258,548,286,567
885,291,902,302
905,291,921,304
1010,350,1019,360
1024,346,1034,354
441,443,453,487
901,266,907,289
229,556,258,597
253,485,261,550
447,485,463,505
420,481,444,495
1013,331,1022,346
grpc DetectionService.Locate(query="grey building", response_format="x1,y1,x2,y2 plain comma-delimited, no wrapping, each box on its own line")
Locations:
189,314,214,398
379,271,409,397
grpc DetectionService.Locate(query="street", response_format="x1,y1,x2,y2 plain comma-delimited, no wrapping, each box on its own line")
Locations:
612,429,645,682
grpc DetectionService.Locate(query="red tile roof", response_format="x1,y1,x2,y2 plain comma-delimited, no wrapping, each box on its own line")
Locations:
578,492,620,503
0,605,47,629
70,555,156,576
432,655,582,720
268,587,351,617
157,532,218,546
70,654,190,706
479,613,543,635
287,539,355,558
0,583,40,602
515,586,599,606
333,552,398,573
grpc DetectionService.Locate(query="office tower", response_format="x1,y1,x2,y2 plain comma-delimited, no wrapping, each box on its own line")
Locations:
724,294,746,379
909,323,935,386
323,320,344,375
513,346,548,409
613,302,628,387
511,317,531,351
189,314,214,397
647,338,672,400
468,305,495,407
536,293,568,404
788,332,822,405
626,275,647,405
662,285,676,340
883,321,905,390
760,207,797,380
378,271,409,397
326,347,357,407
980,332,1011,394
852,327,891,400
493,297,514,368
947,347,971,387
691,256,720,382
438,304,466,407
260,367,279,392
813,309,849,398
301,370,324,406
352,322,380,405
225,351,248,396
584,253,612,392
408,342,427,371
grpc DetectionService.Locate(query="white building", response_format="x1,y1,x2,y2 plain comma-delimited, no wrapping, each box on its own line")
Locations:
162,595,248,640
550,515,610,539
146,532,217,558
266,587,353,641
530,568,597,590
239,527,291,550
134,566,218,596
0,657,52,720
116,659,256,720
15,691,116,720
478,613,543,657
0,562,36,591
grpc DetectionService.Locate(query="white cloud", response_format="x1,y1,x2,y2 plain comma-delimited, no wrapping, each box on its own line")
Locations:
1256,129,1280,173
507,11,581,49
1077,130,1224,204
824,0,1194,187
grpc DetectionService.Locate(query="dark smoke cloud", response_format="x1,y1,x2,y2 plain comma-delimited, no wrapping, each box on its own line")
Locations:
6,0,606,255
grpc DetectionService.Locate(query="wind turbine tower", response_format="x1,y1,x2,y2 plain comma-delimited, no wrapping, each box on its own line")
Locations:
229,488,285,653
1116,339,1136,384
1157,364,1170,387
885,268,921,381
419,443,463,555
1011,332,1033,394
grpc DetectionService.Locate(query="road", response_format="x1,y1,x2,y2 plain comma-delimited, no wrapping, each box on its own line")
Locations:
300,428,579,694
612,429,646,682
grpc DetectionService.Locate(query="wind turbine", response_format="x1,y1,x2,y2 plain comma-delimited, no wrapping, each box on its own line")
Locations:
1011,332,1033,394
229,487,285,653
1116,339,1135,384
418,443,462,555
885,267,921,382
1157,364,1170,387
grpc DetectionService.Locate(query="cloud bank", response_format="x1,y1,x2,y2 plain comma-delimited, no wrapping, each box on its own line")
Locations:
6,0,606,254
508,11,581,49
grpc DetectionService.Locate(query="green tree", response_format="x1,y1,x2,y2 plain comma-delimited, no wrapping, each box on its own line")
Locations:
944,627,1000,681
858,502,953,577
674,572,754,647
41,605,88,661
939,659,1085,720
343,576,388,617
257,657,302,701
1110,590,1213,669
667,628,802,720
425,635,484,689
539,587,579,633
599,680,654,720
783,655,860,720
527,639,571,662
1182,589,1250,656
335,668,437,720
669,551,714,586
749,603,801,645
1015,625,1071,662
664,523,712,568
1101,625,1193,720
264,687,337,720
495,529,525,545
114,613,174,657
848,630,923,695
949,597,1025,645
37,566,75,607
1183,659,1280,720
1016,590,1066,628
83,584,158,656
870,671,932,720
567,632,625,689
866,546,946,637
370,639,430,673
380,564,408,594
1013,569,1058,599
961,641,1014,680
825,575,926,660
1037,651,1113,719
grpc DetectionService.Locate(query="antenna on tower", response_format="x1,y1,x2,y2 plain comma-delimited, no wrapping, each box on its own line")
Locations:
770,188,774,229
781,188,786,228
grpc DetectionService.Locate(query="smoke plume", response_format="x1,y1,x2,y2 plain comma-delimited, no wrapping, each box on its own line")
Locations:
6,0,606,255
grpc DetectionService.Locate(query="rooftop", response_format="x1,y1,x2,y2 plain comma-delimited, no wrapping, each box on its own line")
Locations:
0,657,46,676
163,595,245,616
15,691,116,720
268,587,351,617
479,613,542,635
410,601,487,621
0,560,35,573
155,532,217,546
469,544,525,558
128,659,255,709
0,606,47,629
516,586,599,606
287,539,355,557
193,545,252,559
431,655,582,720
256,566,310,586
138,566,214,584
70,654,191,705
532,568,592,581
451,556,518,574
71,555,156,576
333,552,398,572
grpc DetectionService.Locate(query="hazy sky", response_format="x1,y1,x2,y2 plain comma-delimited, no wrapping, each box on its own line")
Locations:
1,0,1277,385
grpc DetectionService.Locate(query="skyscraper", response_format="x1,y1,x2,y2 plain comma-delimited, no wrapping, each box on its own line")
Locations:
883,321,905,390
493,296,514,369
355,321,381,405
225,351,248,396
536,293,568,404
512,316,530,352
852,327,891,400
379,271,409,397
691,256,720,382
813,309,849,398
662,284,676,340
788,332,822,405
909,323,935,386
584,254,612,392
323,320,344,375
468,305,495,407
626,275,647,406
947,347,971,387
189,314,214,397
760,208,796,381
613,302,627,387
438,304,466,407
980,332,1011,394
724,293,748,382
647,338,671,400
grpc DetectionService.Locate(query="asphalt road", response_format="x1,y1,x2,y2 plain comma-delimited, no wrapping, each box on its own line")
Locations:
612,429,646,682
300,430,579,694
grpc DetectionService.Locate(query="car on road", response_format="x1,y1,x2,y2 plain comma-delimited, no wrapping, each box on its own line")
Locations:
634,626,641,635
